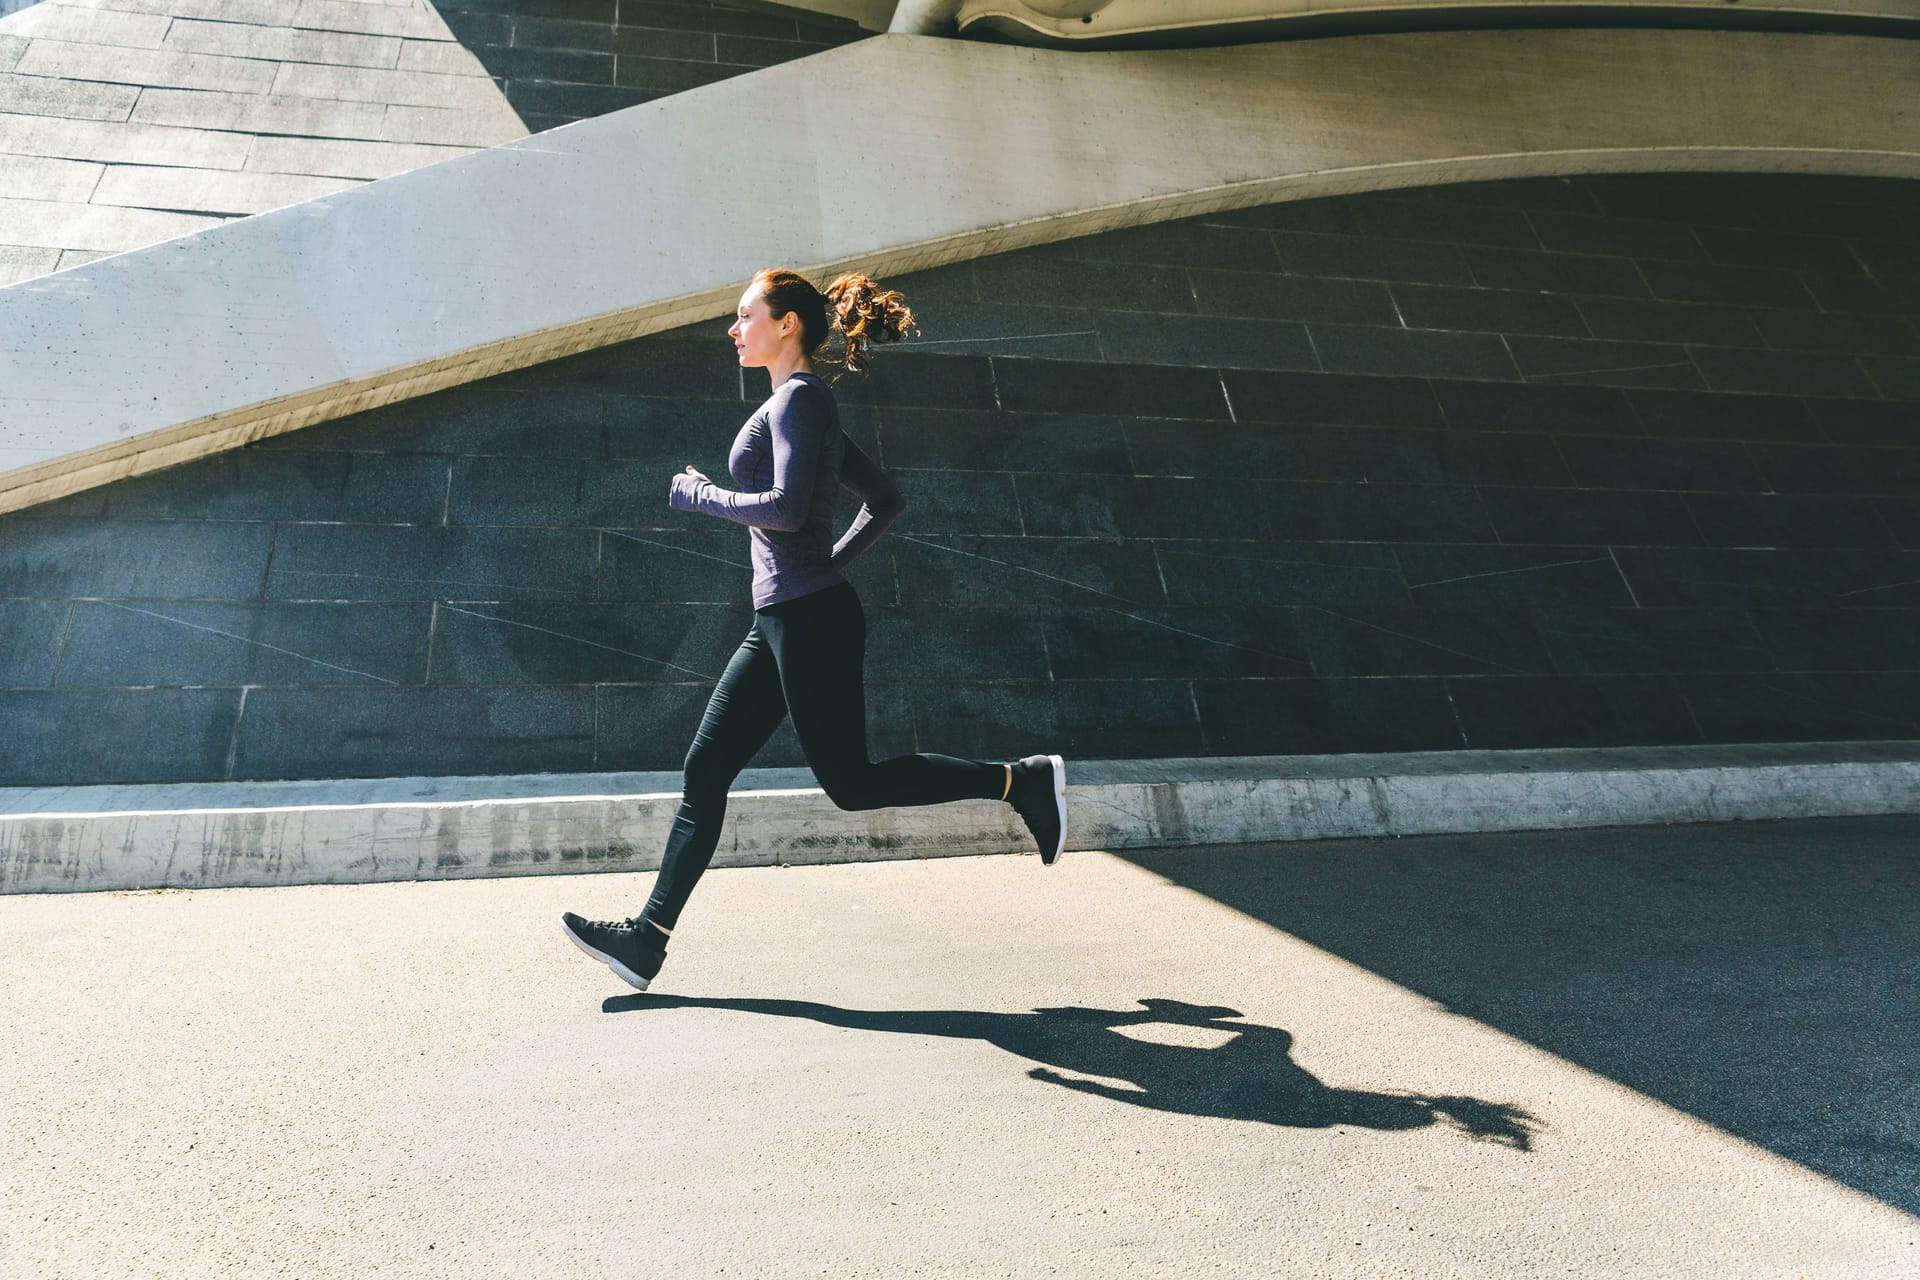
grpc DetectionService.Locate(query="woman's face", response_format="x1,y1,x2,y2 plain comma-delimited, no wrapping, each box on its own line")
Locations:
728,287,793,369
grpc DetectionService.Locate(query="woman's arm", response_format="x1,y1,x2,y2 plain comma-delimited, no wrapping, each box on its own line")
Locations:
668,382,827,532
830,438,906,572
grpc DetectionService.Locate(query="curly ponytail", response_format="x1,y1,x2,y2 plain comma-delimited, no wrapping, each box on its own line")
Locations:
751,267,916,380
824,273,915,378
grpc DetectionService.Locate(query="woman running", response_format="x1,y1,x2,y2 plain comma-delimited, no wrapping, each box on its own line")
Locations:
561,268,1067,992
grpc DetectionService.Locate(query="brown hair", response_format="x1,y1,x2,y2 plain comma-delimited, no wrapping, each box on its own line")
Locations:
751,268,915,378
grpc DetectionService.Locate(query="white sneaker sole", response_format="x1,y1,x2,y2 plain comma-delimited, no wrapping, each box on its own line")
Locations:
1045,753,1067,864
561,919,652,991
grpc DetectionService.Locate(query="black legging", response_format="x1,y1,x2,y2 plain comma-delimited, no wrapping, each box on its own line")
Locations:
638,582,1005,930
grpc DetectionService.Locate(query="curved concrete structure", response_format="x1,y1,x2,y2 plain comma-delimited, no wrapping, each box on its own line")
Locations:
1,26,1915,515
954,0,1920,46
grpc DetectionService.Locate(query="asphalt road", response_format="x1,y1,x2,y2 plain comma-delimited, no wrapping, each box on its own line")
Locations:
4,815,1917,1278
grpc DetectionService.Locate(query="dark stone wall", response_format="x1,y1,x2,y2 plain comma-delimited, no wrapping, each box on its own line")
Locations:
2,171,1918,786
434,0,870,135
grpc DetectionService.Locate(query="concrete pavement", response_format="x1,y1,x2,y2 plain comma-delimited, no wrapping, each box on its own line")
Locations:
3,815,1917,1277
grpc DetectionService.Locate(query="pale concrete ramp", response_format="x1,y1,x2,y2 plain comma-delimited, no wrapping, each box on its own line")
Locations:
3,27,1917,514
5,740,1918,892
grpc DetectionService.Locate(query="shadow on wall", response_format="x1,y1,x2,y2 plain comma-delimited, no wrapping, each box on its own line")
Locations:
1119,814,1920,1216
603,991,1543,1148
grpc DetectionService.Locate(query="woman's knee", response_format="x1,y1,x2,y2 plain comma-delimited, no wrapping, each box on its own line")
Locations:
682,743,734,801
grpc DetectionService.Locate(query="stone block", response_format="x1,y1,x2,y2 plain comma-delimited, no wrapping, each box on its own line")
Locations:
897,300,1099,362
57,0,299,25
1860,355,1920,403
1685,672,1920,744
615,0,795,39
1463,245,1648,297
0,154,102,203
448,455,662,528
394,39,487,75
1747,443,1920,499
1528,210,1706,262
0,244,61,285
596,528,754,604
1750,308,1919,357
1692,347,1879,400
1448,674,1701,748
1346,194,1539,249
876,406,1129,476
1299,602,1552,677
1224,368,1442,429
426,600,748,684
0,72,139,121
1153,539,1407,611
1094,312,1317,374
1311,324,1520,381
1040,605,1306,680
1747,606,1920,674
1432,378,1636,435
293,0,458,39
1575,296,1763,347
1639,259,1814,308
1553,434,1766,494
1192,675,1461,755
888,469,1023,536
1798,398,1920,449
1261,479,1496,545
492,334,742,400
267,385,605,458
130,86,383,137
1685,493,1895,550
0,112,252,167
14,38,277,93
1271,229,1471,285
267,59,506,108
829,352,995,412
1695,225,1864,277
866,604,1051,681
609,54,749,93
92,165,358,215
471,43,612,83
992,357,1229,420
231,684,596,779
1531,606,1775,676
0,195,223,251
606,23,715,60
888,534,1165,610
0,599,68,687
1189,269,1394,326
103,450,448,523
243,134,472,179
1068,219,1282,271
162,17,402,67
0,516,274,599
972,253,1195,316
1398,544,1633,609
378,100,526,146
0,687,241,785
55,600,431,687
1480,487,1700,547
1504,336,1701,389
1019,473,1258,541
264,524,598,602
2,4,171,47
1391,283,1587,337
1625,388,1810,443
605,396,751,465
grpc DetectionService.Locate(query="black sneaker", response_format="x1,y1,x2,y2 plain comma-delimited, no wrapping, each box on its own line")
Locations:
1008,753,1067,865
560,912,667,991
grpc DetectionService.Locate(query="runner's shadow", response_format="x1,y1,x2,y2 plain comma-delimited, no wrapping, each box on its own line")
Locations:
603,993,1540,1149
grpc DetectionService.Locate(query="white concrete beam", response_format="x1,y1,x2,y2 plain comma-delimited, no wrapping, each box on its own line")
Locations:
1,28,1916,515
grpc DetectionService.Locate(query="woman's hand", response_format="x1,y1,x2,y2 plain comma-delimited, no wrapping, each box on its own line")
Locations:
669,465,712,510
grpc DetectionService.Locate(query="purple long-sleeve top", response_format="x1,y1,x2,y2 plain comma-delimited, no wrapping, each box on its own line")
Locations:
668,371,906,609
